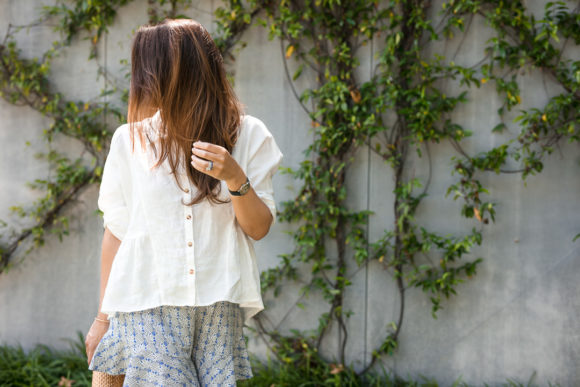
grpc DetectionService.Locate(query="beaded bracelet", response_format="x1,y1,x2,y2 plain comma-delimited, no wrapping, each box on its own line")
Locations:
94,317,110,324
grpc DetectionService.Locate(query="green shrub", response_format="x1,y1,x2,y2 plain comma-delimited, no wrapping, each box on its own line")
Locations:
0,332,91,387
0,332,558,387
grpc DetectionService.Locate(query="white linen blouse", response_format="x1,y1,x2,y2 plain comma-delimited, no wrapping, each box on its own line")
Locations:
97,111,283,324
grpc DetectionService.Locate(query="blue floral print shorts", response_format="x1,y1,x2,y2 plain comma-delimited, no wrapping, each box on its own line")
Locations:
88,301,253,386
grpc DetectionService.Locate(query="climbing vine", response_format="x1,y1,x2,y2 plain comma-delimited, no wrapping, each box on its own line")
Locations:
1,0,578,380
224,0,580,375
0,23,123,271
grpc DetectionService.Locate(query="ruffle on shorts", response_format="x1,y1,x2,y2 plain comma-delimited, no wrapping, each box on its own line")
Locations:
88,301,253,386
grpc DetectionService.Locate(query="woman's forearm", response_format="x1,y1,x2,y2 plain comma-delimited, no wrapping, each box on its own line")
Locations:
190,141,274,240
227,174,272,240
96,227,121,320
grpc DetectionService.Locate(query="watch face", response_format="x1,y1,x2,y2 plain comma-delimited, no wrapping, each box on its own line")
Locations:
239,180,251,195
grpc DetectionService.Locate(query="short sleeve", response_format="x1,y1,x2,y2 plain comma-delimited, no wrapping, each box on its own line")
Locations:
97,128,129,241
244,119,283,227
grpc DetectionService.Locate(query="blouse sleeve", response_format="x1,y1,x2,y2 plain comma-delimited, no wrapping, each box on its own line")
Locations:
245,118,283,226
97,128,130,241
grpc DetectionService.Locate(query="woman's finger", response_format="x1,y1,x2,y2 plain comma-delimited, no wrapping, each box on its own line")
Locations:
193,141,226,155
191,147,218,162
191,154,217,175
86,343,93,364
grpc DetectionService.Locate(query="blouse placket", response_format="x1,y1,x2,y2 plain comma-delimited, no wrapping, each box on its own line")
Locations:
179,172,197,302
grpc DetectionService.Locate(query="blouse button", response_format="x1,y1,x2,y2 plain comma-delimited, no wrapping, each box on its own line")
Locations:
189,269,195,275
184,188,190,193
187,241,193,247
186,214,191,220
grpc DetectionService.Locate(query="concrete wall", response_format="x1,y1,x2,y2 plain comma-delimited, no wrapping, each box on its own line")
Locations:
1,0,579,385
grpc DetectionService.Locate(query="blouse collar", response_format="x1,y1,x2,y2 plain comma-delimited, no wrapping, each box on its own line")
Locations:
144,109,165,142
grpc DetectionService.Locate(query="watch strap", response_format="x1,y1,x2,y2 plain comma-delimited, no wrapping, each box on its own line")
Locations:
228,177,251,196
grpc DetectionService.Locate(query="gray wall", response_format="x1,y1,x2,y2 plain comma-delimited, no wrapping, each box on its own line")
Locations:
1,0,579,385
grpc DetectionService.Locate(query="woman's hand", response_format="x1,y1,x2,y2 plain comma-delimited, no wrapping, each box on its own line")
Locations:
190,141,246,191
85,320,110,365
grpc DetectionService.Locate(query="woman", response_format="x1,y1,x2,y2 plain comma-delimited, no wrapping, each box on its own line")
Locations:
84,18,283,386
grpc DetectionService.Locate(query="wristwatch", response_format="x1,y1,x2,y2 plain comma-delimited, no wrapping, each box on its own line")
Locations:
229,177,251,196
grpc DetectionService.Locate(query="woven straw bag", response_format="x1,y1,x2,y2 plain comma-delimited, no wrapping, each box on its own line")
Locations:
92,371,124,387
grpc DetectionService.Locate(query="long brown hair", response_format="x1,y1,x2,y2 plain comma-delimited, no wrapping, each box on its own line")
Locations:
127,18,243,205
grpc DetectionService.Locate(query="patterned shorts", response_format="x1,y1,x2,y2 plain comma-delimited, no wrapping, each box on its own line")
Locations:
88,301,253,386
